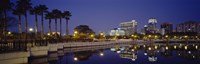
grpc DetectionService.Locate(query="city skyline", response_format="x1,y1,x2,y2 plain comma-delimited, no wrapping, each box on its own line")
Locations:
9,0,200,35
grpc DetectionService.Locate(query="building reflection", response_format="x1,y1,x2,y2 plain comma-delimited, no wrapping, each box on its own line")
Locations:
119,45,138,61
160,45,173,57
145,45,158,62
111,43,200,62
176,44,200,59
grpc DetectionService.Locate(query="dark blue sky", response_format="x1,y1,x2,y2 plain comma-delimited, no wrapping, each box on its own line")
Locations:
10,0,200,35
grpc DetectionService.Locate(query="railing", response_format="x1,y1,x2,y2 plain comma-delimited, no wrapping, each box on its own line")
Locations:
0,39,49,53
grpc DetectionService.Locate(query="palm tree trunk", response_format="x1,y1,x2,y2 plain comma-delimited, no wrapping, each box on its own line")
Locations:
55,19,57,37
60,17,62,37
49,19,52,35
3,10,7,42
41,13,44,39
35,14,38,39
25,14,28,41
18,15,22,39
66,19,69,37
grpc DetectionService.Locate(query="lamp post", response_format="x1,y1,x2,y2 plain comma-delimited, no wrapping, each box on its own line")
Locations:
29,28,34,46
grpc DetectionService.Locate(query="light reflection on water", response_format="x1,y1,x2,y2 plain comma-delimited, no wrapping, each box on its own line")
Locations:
29,43,200,64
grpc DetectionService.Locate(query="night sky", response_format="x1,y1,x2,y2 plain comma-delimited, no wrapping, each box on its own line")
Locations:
9,0,200,35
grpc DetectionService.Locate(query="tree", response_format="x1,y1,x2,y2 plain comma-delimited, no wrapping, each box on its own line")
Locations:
62,10,71,37
37,5,48,38
52,9,61,37
74,25,95,39
30,6,40,38
13,7,23,35
30,4,48,38
0,0,13,41
45,12,53,36
58,11,62,37
16,0,32,40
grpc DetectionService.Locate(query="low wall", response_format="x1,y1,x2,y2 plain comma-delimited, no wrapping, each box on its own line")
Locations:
0,52,29,64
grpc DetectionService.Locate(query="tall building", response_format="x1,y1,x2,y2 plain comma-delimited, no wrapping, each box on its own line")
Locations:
161,22,173,35
109,28,125,36
120,20,137,36
147,18,158,34
176,21,200,33
141,25,148,35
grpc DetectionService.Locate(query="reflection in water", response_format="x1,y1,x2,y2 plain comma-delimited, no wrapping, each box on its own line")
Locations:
110,43,200,62
29,42,200,64
119,46,138,61
100,52,104,56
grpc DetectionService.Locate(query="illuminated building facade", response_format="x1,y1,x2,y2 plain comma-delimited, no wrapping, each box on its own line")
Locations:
109,28,125,36
161,22,173,35
120,20,137,36
176,21,200,33
147,18,158,34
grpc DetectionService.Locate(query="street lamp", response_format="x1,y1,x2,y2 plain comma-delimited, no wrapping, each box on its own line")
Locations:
90,34,94,37
29,28,33,32
73,30,78,37
74,57,78,61
165,35,169,38
154,35,158,39
8,32,11,35
74,31,78,34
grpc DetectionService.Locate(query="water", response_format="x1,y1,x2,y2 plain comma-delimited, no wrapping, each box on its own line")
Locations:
30,44,200,64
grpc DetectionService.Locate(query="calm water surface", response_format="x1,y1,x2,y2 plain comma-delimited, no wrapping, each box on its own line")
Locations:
30,44,200,64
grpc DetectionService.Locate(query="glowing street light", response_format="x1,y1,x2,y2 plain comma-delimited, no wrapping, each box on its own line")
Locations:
47,33,51,36
174,36,177,39
90,34,95,38
131,35,134,37
8,32,11,35
155,45,158,49
155,35,158,39
174,45,177,49
29,28,33,32
195,45,198,49
165,35,169,38
184,46,188,50
74,57,78,61
148,35,152,38
148,47,152,50
165,46,169,50
184,36,188,38
74,31,78,34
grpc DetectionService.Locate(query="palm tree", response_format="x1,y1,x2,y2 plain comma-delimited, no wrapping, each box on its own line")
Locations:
16,0,32,41
52,9,61,37
62,10,71,37
0,0,13,41
30,6,39,38
30,5,48,39
45,12,53,36
13,8,23,39
59,11,63,37
36,5,48,38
